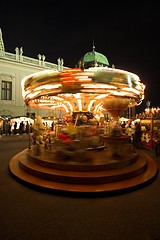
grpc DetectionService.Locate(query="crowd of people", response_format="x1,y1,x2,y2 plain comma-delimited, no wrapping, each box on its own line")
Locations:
0,116,146,152
0,120,30,136
121,119,142,149
0,118,55,137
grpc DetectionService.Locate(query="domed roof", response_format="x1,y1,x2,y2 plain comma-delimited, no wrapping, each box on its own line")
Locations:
78,46,109,69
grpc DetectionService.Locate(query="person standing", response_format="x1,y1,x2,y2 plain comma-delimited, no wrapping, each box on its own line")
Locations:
25,121,29,134
19,121,24,134
5,121,9,135
14,121,17,134
134,122,142,149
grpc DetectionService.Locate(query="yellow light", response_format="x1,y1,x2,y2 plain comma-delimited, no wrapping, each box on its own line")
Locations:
88,100,96,111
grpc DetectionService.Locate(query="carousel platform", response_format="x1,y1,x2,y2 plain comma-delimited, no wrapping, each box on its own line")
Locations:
9,146,158,193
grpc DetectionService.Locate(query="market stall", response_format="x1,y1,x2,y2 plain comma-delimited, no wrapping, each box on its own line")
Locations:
140,118,160,149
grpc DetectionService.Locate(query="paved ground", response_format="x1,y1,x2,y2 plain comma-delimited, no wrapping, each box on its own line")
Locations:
0,134,160,240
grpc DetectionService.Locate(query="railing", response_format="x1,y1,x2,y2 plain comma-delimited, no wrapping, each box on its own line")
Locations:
0,51,68,70
2,52,16,61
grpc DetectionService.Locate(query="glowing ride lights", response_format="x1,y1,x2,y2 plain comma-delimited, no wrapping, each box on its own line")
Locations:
10,44,160,194
21,67,145,118
9,65,159,193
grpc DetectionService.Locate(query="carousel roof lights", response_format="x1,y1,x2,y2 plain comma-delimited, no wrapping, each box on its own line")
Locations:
77,99,82,111
122,87,141,95
21,72,37,88
69,71,94,77
94,102,104,112
59,93,72,97
51,103,69,113
136,84,145,90
74,76,92,81
81,83,117,89
88,100,96,111
73,93,81,99
63,101,73,112
84,66,108,72
38,103,55,106
85,66,140,78
50,96,64,101
108,91,127,96
21,65,145,113
34,84,62,91
95,94,108,100
127,75,132,88
27,91,41,99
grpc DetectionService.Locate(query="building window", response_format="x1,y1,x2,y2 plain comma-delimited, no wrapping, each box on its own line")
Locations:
1,81,12,100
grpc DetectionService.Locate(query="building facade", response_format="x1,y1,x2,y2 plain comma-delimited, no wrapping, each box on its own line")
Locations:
0,28,67,118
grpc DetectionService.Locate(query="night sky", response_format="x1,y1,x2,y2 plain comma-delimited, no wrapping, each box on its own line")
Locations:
1,1,160,113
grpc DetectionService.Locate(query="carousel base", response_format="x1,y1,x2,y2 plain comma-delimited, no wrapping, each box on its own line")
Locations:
9,147,158,193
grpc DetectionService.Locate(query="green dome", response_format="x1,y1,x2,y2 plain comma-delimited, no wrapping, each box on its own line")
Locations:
78,47,109,69
83,51,109,65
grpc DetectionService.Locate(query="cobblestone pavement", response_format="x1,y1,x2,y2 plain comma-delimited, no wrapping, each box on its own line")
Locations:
0,135,160,240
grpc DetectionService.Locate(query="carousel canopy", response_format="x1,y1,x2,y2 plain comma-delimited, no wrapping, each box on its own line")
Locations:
21,66,145,119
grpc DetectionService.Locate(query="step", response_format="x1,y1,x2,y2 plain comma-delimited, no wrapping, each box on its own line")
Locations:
9,149,158,193
27,149,139,172
19,151,148,185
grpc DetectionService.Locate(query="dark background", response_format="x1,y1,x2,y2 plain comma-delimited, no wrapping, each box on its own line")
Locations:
1,1,160,113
